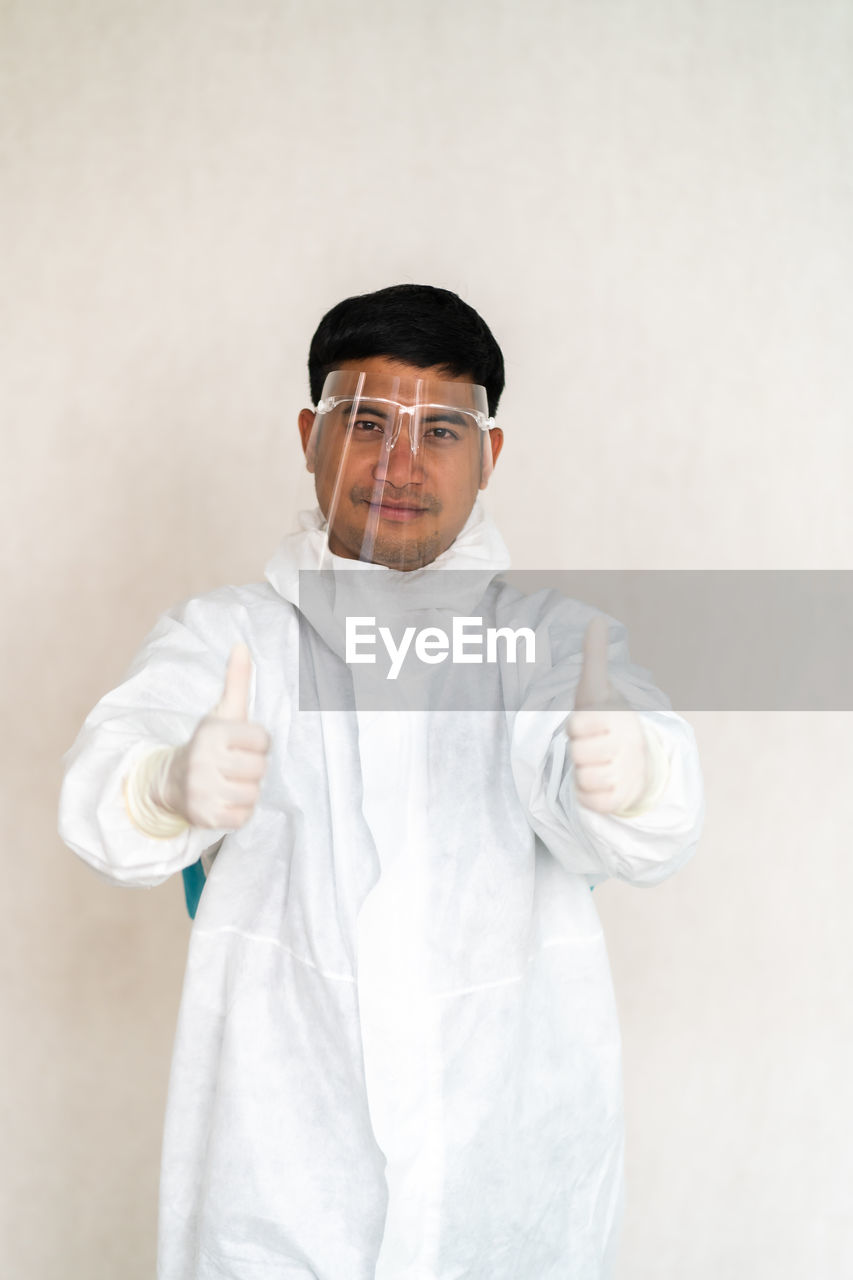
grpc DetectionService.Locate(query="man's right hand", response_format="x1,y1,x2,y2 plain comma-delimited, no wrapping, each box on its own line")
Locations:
159,643,271,829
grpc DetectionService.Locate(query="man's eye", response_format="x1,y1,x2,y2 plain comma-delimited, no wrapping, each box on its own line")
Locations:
427,426,461,441
353,418,385,433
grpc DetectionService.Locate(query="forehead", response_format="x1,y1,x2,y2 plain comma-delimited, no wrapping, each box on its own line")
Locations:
322,358,485,414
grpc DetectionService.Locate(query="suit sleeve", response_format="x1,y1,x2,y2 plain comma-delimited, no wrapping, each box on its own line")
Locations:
507,600,704,886
58,592,247,888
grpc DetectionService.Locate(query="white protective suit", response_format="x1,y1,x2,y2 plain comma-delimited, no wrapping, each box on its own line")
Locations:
59,500,704,1280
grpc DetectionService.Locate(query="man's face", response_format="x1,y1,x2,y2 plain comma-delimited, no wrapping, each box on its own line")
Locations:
298,356,503,570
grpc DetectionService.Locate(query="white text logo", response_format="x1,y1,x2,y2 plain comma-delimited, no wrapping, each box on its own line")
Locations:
345,616,536,680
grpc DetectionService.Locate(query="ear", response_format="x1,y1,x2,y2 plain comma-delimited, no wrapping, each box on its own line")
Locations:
298,408,317,473
479,426,504,490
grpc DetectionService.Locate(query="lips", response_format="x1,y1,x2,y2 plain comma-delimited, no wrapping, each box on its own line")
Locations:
367,501,428,522
372,502,427,512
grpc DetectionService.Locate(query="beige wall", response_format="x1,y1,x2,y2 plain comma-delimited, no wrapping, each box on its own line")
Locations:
3,1,852,1275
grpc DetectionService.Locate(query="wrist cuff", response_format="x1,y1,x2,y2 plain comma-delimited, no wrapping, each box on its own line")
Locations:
612,721,671,819
123,745,190,839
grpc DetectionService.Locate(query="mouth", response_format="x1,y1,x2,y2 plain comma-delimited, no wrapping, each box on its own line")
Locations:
364,500,430,523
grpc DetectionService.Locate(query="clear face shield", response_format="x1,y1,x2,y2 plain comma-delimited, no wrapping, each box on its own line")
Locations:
303,370,496,570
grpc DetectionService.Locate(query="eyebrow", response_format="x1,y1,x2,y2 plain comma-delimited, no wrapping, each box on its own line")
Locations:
421,410,472,428
336,400,393,421
348,399,389,419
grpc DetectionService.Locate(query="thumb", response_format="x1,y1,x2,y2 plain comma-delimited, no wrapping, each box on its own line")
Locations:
213,643,252,721
574,616,613,710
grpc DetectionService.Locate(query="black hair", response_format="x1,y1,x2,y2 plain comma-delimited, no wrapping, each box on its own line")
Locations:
308,284,505,416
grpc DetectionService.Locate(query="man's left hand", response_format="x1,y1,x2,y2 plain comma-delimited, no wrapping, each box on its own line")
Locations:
567,616,652,816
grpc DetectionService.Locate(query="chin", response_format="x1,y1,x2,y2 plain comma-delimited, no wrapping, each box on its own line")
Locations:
370,531,443,571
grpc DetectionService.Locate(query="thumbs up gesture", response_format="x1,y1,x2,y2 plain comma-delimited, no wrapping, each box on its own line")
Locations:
567,616,652,816
159,643,271,829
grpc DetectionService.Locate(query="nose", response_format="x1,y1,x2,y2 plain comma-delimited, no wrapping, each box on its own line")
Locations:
371,416,425,487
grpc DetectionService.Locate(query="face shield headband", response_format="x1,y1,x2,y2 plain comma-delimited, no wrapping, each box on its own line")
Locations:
304,370,497,570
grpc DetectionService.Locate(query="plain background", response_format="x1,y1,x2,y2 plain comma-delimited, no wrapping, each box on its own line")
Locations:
3,0,852,1276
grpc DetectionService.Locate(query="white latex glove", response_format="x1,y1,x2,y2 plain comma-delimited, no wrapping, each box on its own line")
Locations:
567,616,662,817
124,643,271,834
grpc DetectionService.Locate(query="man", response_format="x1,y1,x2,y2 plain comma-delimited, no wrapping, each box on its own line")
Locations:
59,284,703,1279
